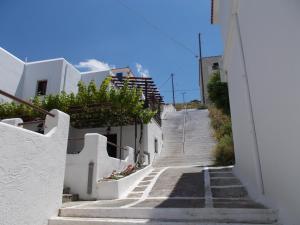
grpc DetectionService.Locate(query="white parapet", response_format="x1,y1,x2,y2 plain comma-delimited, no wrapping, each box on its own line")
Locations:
64,133,135,200
0,109,70,225
96,165,152,200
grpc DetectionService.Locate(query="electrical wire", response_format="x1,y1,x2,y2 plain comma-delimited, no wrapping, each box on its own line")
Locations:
158,75,172,89
160,89,200,93
114,0,198,58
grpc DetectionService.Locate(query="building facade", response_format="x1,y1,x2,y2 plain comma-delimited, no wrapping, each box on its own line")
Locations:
212,1,300,225
199,55,223,104
0,47,111,102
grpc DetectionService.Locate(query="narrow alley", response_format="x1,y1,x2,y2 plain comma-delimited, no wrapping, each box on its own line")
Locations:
50,109,278,225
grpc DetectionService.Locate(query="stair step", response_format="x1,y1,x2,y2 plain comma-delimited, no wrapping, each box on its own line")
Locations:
58,208,277,224
62,194,79,203
49,217,278,225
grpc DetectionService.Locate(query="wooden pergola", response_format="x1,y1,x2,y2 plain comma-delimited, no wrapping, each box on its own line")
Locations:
110,76,164,105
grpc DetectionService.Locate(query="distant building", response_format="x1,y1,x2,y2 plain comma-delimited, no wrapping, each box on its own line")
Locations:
199,55,223,104
111,67,135,78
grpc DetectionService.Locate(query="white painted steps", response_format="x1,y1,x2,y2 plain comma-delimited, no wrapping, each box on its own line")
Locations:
49,208,278,225
49,217,279,225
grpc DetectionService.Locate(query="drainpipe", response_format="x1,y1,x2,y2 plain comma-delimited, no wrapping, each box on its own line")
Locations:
234,12,265,195
63,63,68,92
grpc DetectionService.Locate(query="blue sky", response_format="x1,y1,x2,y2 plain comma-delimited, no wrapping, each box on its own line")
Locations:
0,0,223,103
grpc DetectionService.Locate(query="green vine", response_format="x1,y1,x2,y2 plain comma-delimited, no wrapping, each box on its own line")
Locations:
0,77,157,128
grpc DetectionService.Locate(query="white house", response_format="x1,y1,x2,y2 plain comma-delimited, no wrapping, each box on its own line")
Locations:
212,1,300,225
0,47,111,102
0,47,166,200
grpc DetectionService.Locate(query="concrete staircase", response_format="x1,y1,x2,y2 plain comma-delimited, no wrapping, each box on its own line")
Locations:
49,110,278,225
50,209,278,225
154,109,215,167
49,167,278,225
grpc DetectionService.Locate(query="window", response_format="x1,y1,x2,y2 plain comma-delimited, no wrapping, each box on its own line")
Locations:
36,80,47,96
116,72,123,81
212,62,219,70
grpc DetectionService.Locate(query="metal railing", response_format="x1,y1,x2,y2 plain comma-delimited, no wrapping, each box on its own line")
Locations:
0,89,55,118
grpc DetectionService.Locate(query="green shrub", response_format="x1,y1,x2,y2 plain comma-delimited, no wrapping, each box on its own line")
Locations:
209,107,231,140
209,106,235,166
214,134,235,166
207,71,230,115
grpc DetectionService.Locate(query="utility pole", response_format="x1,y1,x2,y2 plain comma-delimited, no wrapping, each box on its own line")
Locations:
198,33,205,104
181,92,186,106
171,73,176,106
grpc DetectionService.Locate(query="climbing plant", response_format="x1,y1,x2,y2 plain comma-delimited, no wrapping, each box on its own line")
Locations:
0,77,157,128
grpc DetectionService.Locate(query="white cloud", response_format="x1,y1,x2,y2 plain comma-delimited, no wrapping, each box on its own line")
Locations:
75,59,115,72
135,63,150,78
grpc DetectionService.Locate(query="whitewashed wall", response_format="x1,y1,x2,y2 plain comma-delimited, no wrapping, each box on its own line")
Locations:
61,61,82,94
143,119,163,163
68,125,143,158
22,59,65,99
64,133,134,200
0,48,25,102
0,110,69,225
217,1,300,225
80,70,111,87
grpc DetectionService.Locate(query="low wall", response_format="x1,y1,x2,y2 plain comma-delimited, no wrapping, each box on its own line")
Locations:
64,133,135,200
0,110,70,225
161,104,176,119
97,165,153,199
143,119,163,164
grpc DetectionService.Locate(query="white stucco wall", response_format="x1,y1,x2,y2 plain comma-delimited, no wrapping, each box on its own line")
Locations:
143,119,163,163
217,1,300,224
22,59,65,99
0,48,25,102
68,125,144,159
0,110,70,225
80,70,111,87
61,61,82,94
64,133,134,200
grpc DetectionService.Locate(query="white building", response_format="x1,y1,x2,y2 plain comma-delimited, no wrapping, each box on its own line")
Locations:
0,47,111,102
0,47,166,200
199,55,223,104
212,1,300,225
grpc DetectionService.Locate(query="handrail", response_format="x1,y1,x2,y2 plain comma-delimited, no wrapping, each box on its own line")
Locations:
0,89,55,117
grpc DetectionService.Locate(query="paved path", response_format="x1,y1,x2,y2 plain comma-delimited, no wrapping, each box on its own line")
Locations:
154,109,215,167
52,109,278,224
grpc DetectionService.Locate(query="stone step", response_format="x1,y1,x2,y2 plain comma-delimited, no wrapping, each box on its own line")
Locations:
57,208,277,224
62,194,79,203
49,217,279,225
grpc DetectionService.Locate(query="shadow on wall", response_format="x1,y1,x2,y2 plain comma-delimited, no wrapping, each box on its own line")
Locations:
64,133,135,200
0,110,70,225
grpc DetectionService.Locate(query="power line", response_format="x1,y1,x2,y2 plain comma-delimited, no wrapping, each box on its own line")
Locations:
160,88,199,92
114,0,198,57
158,74,172,89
